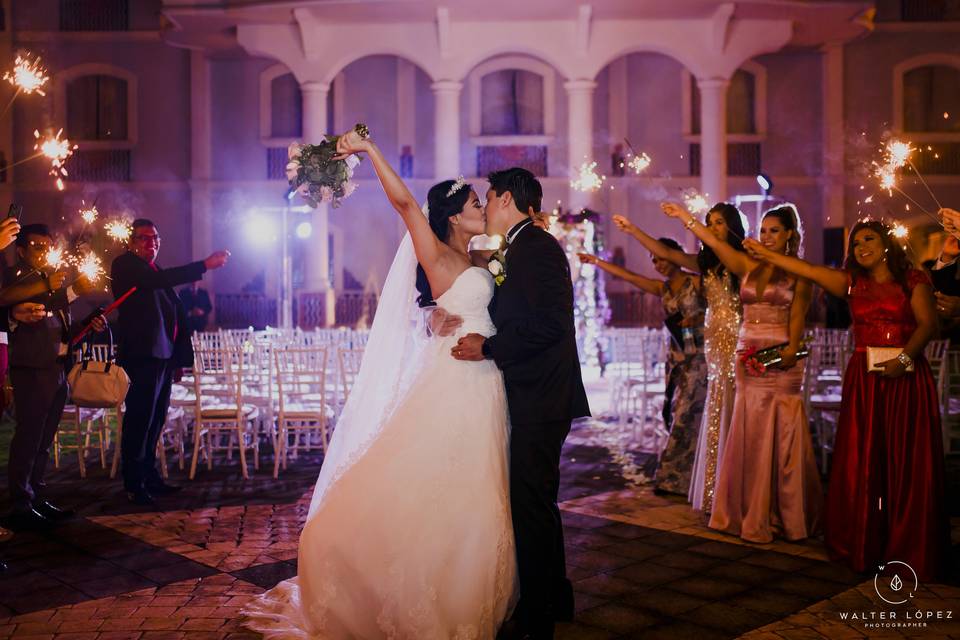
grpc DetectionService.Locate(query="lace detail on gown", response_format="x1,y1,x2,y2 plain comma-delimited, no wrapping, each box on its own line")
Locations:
242,267,518,639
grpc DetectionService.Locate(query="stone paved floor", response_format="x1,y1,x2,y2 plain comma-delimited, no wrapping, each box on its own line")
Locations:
0,418,957,639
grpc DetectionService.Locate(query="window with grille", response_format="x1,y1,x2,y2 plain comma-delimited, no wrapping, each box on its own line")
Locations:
60,0,128,31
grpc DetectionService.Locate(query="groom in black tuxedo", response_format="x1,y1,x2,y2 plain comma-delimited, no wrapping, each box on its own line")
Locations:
453,167,590,639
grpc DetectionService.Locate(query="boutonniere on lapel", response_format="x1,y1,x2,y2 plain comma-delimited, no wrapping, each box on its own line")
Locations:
488,247,507,286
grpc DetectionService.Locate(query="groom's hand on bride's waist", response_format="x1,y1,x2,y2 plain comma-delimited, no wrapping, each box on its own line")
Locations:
426,306,464,337
452,333,486,361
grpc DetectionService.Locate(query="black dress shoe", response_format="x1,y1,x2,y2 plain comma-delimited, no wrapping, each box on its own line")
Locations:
126,491,155,506
4,507,55,532
145,482,182,495
33,500,75,521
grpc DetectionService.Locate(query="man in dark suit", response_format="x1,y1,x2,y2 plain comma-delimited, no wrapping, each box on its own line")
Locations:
453,168,590,639
2,224,105,530
111,219,229,505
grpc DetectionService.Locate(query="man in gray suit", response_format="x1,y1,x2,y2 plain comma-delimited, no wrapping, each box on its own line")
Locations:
2,224,105,530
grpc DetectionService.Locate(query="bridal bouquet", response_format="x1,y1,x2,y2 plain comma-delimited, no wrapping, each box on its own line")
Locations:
285,123,368,208
739,339,811,376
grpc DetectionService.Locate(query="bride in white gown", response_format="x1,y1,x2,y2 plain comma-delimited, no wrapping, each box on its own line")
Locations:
242,130,517,639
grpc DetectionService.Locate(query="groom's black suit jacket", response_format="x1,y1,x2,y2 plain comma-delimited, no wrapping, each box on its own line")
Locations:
485,222,590,425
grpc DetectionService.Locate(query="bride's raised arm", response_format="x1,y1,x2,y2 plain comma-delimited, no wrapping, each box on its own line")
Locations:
336,130,443,269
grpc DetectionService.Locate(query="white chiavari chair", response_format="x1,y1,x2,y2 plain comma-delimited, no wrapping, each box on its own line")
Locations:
188,344,261,479
273,346,335,477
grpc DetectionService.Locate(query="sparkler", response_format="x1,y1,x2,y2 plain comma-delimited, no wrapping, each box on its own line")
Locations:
570,161,605,192
33,129,76,191
681,189,710,215
104,219,132,242
622,138,652,175
891,222,909,240
79,203,99,225
45,246,66,270
877,138,942,212
77,252,104,283
3,53,49,96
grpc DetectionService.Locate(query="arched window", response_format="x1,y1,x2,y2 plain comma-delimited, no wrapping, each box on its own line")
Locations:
270,72,302,138
903,65,960,133
480,69,544,136
689,69,757,135
66,74,128,141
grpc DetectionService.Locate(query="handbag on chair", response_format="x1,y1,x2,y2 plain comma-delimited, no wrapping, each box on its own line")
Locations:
68,328,130,408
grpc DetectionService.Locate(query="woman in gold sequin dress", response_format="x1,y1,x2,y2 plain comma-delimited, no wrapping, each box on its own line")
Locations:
664,203,822,543
613,206,745,512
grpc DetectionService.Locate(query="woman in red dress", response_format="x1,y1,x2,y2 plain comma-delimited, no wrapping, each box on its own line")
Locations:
743,219,948,581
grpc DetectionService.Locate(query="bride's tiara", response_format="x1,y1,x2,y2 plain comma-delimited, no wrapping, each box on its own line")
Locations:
446,176,467,198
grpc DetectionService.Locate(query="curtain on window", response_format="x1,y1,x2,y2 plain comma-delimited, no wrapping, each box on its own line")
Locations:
480,69,544,136
904,65,960,133
271,73,303,138
67,75,127,140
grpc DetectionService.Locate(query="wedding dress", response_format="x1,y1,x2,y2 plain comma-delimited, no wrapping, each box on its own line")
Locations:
242,237,517,639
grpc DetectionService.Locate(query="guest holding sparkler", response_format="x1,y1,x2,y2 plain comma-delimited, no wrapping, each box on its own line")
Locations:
578,240,707,496
111,219,229,505
612,208,744,514
664,203,822,543
1,224,106,531
743,219,948,580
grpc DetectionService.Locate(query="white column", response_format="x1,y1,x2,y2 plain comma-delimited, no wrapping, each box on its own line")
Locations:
432,80,462,178
301,80,335,326
189,50,214,305
822,43,845,229
697,77,729,204
565,79,597,211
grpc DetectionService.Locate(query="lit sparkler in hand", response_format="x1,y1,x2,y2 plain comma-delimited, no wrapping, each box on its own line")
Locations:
570,161,605,192
626,152,652,175
79,203,99,225
3,52,49,96
681,189,710,215
77,252,104,283
890,222,909,240
45,246,66,270
34,129,77,191
104,219,132,242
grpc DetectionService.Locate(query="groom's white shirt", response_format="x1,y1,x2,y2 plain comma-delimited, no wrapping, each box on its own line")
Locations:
503,219,534,257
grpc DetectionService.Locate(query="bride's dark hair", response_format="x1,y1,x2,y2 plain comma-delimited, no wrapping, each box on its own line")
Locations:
416,179,473,307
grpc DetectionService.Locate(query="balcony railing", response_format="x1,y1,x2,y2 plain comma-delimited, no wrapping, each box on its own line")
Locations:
60,0,129,31
476,146,548,177
63,149,131,182
689,143,761,176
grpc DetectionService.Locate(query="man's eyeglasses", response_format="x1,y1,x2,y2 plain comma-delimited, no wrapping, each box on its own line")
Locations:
132,234,161,244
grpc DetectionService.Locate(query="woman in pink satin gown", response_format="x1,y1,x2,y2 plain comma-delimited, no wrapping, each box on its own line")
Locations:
664,203,822,543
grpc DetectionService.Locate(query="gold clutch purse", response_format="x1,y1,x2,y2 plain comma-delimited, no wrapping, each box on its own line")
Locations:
866,347,914,372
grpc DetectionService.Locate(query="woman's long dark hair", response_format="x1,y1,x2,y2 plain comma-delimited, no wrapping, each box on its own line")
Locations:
843,219,913,294
696,202,747,291
416,179,473,306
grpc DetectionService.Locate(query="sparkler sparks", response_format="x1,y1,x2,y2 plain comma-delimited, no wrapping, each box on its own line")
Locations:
570,161,605,192
626,152,652,175
681,189,710,214
3,53,49,96
891,222,909,240
77,252,104,283
45,246,66,270
104,219,132,242
33,129,77,191
79,204,99,225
